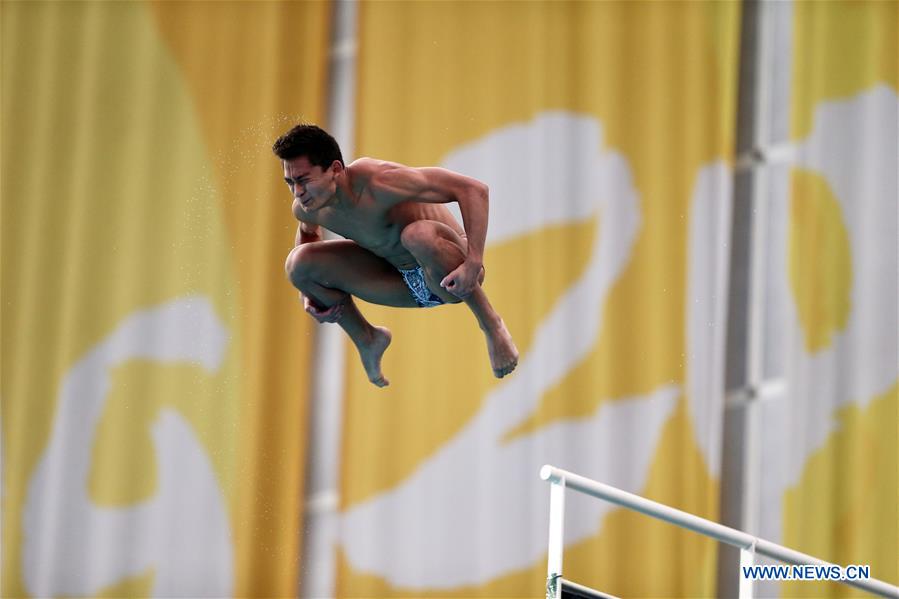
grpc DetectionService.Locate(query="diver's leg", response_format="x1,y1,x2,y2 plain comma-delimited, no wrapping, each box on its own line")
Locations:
399,221,519,378
285,240,417,386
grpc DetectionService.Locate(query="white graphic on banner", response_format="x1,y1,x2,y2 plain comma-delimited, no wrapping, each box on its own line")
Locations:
758,86,898,544
338,112,724,587
687,161,733,477
23,297,233,597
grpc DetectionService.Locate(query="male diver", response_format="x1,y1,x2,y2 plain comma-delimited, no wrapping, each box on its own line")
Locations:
276,123,518,387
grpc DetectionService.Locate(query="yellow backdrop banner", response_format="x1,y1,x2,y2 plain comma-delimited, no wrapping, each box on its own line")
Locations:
1,1,328,596
339,2,739,597
778,1,897,595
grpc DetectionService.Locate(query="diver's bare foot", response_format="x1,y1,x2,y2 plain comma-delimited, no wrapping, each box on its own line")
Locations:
356,326,392,387
485,319,518,378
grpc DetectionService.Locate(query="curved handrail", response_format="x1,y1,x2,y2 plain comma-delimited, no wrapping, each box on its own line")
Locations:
541,465,898,598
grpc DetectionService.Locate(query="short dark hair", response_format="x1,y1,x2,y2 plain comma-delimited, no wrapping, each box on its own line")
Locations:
272,123,344,168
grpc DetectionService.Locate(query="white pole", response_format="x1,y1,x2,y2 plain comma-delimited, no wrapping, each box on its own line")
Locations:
546,477,566,599
299,2,357,597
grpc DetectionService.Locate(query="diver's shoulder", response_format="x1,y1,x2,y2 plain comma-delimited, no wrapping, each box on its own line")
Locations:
349,157,407,177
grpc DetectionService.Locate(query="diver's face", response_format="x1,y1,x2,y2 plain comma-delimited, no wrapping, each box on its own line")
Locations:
283,156,337,212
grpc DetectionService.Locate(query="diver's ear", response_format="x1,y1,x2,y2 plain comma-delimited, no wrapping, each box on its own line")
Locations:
329,160,344,175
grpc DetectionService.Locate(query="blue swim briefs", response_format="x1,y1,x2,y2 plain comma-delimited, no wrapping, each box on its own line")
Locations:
399,266,445,308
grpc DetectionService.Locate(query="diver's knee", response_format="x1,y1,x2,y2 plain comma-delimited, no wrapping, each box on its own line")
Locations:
285,242,326,285
400,221,438,254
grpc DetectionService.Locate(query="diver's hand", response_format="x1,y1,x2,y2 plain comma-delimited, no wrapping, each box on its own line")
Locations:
440,260,482,298
304,296,344,323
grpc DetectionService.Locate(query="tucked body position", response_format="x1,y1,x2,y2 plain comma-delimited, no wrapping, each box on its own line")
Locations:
276,124,519,387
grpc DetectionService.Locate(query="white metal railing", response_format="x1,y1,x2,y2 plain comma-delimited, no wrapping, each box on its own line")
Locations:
541,465,899,599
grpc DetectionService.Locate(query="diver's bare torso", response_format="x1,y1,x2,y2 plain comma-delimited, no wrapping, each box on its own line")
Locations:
292,158,466,269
